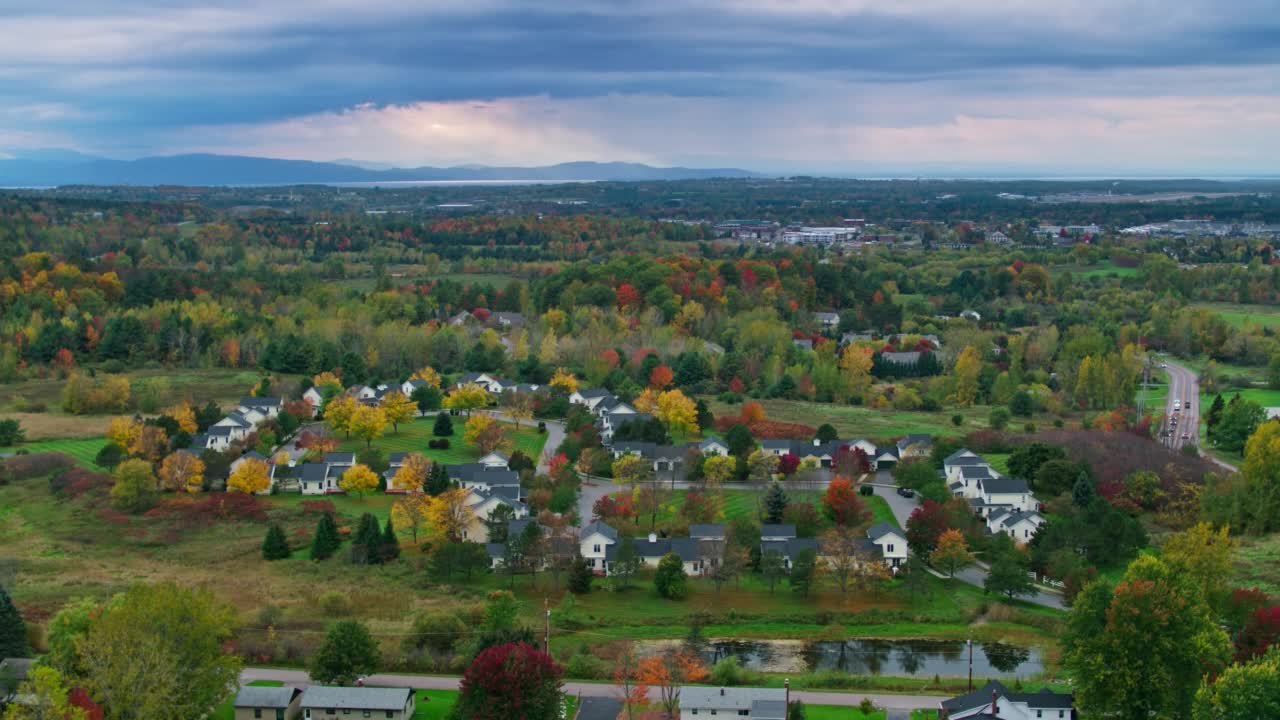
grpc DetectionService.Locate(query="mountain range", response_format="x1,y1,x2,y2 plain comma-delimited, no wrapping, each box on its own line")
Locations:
0,150,759,186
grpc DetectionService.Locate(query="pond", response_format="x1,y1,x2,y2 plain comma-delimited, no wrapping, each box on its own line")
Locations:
638,638,1044,677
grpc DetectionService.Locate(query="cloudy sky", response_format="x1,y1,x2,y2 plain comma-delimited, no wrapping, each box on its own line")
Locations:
2,0,1279,175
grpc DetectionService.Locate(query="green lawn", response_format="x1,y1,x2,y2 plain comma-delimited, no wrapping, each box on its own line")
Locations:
983,453,1010,476
706,398,1039,439
1193,302,1280,330
412,689,460,720
337,417,548,465
865,494,899,529
802,708,937,720
0,437,103,466
1233,533,1280,596
267,492,399,525
1051,262,1140,280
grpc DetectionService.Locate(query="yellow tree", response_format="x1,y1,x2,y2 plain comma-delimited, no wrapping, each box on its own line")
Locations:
702,455,736,488
839,344,874,401
633,388,659,414
504,391,534,429
409,366,442,388
392,452,431,492
947,345,982,408
463,414,505,453
549,367,579,394
612,454,651,491
129,425,169,463
158,451,205,493
656,389,699,437
512,329,530,362
312,371,343,391
106,417,141,450
349,405,388,449
391,493,432,543
541,308,567,333
538,331,559,364
340,463,380,498
227,457,271,494
324,395,358,438
427,486,476,542
445,383,490,415
164,402,198,434
930,529,975,577
380,390,416,433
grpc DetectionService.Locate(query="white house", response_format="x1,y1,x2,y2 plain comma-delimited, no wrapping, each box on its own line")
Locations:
698,436,729,456
679,686,788,720
866,521,909,569
455,373,504,393
302,387,325,416
570,388,615,412
237,397,282,419
579,521,618,572
940,681,1074,720
813,311,841,329
977,475,1035,515
464,488,529,543
297,463,339,495
987,510,1045,543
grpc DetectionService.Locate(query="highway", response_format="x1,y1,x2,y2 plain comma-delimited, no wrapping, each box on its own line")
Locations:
240,668,950,710
1160,359,1237,472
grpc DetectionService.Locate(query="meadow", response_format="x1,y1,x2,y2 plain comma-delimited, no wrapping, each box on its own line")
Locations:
335,416,548,465
705,398,1037,440
1192,302,1280,330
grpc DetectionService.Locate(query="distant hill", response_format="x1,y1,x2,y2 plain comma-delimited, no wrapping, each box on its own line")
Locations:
0,151,760,186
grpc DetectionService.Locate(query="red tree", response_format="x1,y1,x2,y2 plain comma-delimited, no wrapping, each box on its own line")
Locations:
906,500,950,556
471,307,491,321
593,494,635,523
649,365,674,389
821,478,870,527
1237,607,1280,662
600,349,620,370
777,453,801,476
68,687,104,720
741,401,766,425
616,283,643,309
832,446,871,477
454,642,564,720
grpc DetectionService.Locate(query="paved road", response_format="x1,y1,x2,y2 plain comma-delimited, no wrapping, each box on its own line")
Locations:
240,668,948,710
481,410,565,474
1163,359,1237,472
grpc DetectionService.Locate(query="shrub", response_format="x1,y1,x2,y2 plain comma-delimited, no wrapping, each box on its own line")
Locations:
5,452,74,480
49,467,112,498
710,656,760,686
94,443,123,469
859,698,878,715
318,591,352,616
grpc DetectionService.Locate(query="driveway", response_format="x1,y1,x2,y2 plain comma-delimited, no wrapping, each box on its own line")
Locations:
240,668,948,710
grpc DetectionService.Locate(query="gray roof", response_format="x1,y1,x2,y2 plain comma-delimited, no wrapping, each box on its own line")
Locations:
949,454,991,468
223,412,254,427
1001,511,1043,527
577,697,624,720
945,448,979,462
238,450,268,462
761,538,817,560
208,426,236,436
299,686,412,711
941,681,1010,713
578,387,613,399
760,524,797,539
387,452,408,465
188,434,211,449
298,463,329,483
866,522,904,541
881,351,922,364
960,464,995,479
689,523,725,539
680,686,787,712
670,537,702,562
633,537,671,558
982,475,1030,494
761,439,796,451
0,658,33,681
581,521,618,542
752,699,788,720
234,686,300,709
1008,688,1075,709
239,396,282,408
326,452,355,465
897,434,932,451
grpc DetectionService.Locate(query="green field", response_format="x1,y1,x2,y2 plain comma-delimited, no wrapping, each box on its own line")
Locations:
0,437,103,466
337,416,548,465
1233,534,1280,596
706,398,1038,439
803,708,937,720
1052,262,1140,280
1193,302,1280,330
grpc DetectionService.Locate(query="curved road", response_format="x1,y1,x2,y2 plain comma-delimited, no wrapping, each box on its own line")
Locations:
1162,360,1237,472
240,668,947,710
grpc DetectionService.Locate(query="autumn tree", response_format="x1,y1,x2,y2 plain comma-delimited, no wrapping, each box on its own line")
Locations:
390,493,432,544
930,529,974,577
410,366,442,388
340,463,380,498
464,414,506,454
611,454,651,491
79,583,240,720
504,391,534,429
820,525,879,596
649,364,674,389
349,405,388,449
454,643,564,720
158,451,205,493
839,344,874,401
324,395,358,438
636,651,707,718
1161,522,1236,611
822,477,870,527
656,389,699,437
392,452,431,492
310,620,381,686
110,459,157,513
428,487,476,543
379,390,416,433
227,457,270,494
445,383,490,415
549,367,578,394
746,450,778,484
947,345,982,407
702,455,736,488
163,402,198,434
3,665,87,720
1193,646,1280,720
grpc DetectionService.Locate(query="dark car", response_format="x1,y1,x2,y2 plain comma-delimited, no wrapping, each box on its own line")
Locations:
897,487,915,498
859,484,875,496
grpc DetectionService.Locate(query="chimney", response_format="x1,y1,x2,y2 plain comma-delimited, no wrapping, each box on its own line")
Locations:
648,532,657,543
813,438,821,446
784,679,790,709
720,688,725,696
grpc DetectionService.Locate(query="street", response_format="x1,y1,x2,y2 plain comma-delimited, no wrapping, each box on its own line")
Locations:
240,668,948,710
1162,359,1237,472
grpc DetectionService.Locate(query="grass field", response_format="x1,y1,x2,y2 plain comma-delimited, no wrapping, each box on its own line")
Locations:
803,708,937,720
706,398,1048,440
0,437,103,466
1051,262,1140,280
1233,534,1280,596
336,416,548,465
1193,302,1280,330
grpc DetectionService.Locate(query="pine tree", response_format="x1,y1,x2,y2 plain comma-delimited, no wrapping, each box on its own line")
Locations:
433,412,454,437
310,512,342,561
380,517,400,563
425,462,451,496
1072,471,1096,508
764,481,789,524
262,523,291,561
0,588,29,658
1207,393,1225,440
352,513,383,565
567,555,593,594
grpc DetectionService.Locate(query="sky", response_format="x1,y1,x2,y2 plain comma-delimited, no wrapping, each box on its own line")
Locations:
2,0,1279,175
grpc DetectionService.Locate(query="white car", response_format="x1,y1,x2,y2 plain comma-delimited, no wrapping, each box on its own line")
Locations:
1174,400,1181,410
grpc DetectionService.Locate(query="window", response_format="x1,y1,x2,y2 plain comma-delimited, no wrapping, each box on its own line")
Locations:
343,711,351,715
886,544,894,553
254,711,263,719
387,713,394,719
276,711,284,720
587,559,596,568
1037,712,1042,718
593,544,601,553
363,712,371,718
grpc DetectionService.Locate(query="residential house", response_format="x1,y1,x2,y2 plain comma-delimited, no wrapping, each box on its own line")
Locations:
987,510,1045,542
302,387,325,416
298,686,415,720
492,312,525,328
759,524,818,570
880,351,922,366
399,378,432,398
463,487,529,543
974,475,1035,516
189,433,216,451
895,434,932,460
0,657,32,684
569,388,615,412
871,445,901,470
230,450,269,474
205,426,238,451
630,532,712,576
939,681,1074,720
579,520,618,572
792,338,814,351
600,405,652,444
238,397,283,419
298,463,339,495
944,450,994,498
233,686,301,720
447,310,473,326
679,686,788,720
842,331,875,345
814,311,841,329
698,436,729,456
610,441,688,473
455,373,504,393
866,522,909,569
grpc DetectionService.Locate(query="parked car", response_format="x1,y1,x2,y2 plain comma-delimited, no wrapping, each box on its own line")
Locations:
1182,433,1191,440
859,484,874,496
897,487,915,498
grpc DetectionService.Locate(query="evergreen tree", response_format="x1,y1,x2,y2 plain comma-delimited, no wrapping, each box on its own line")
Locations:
790,548,816,597
694,399,714,432
433,412,454,437
654,553,688,599
611,536,641,590
352,513,383,565
567,555,593,594
1206,393,1225,439
310,620,380,686
1072,471,1096,508
815,423,839,443
310,512,341,561
764,481,789,524
425,462,451,495
380,517,400,563
261,523,291,561
0,588,29,658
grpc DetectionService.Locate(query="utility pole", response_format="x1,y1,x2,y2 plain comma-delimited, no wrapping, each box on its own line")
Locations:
544,596,550,655
967,635,974,692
